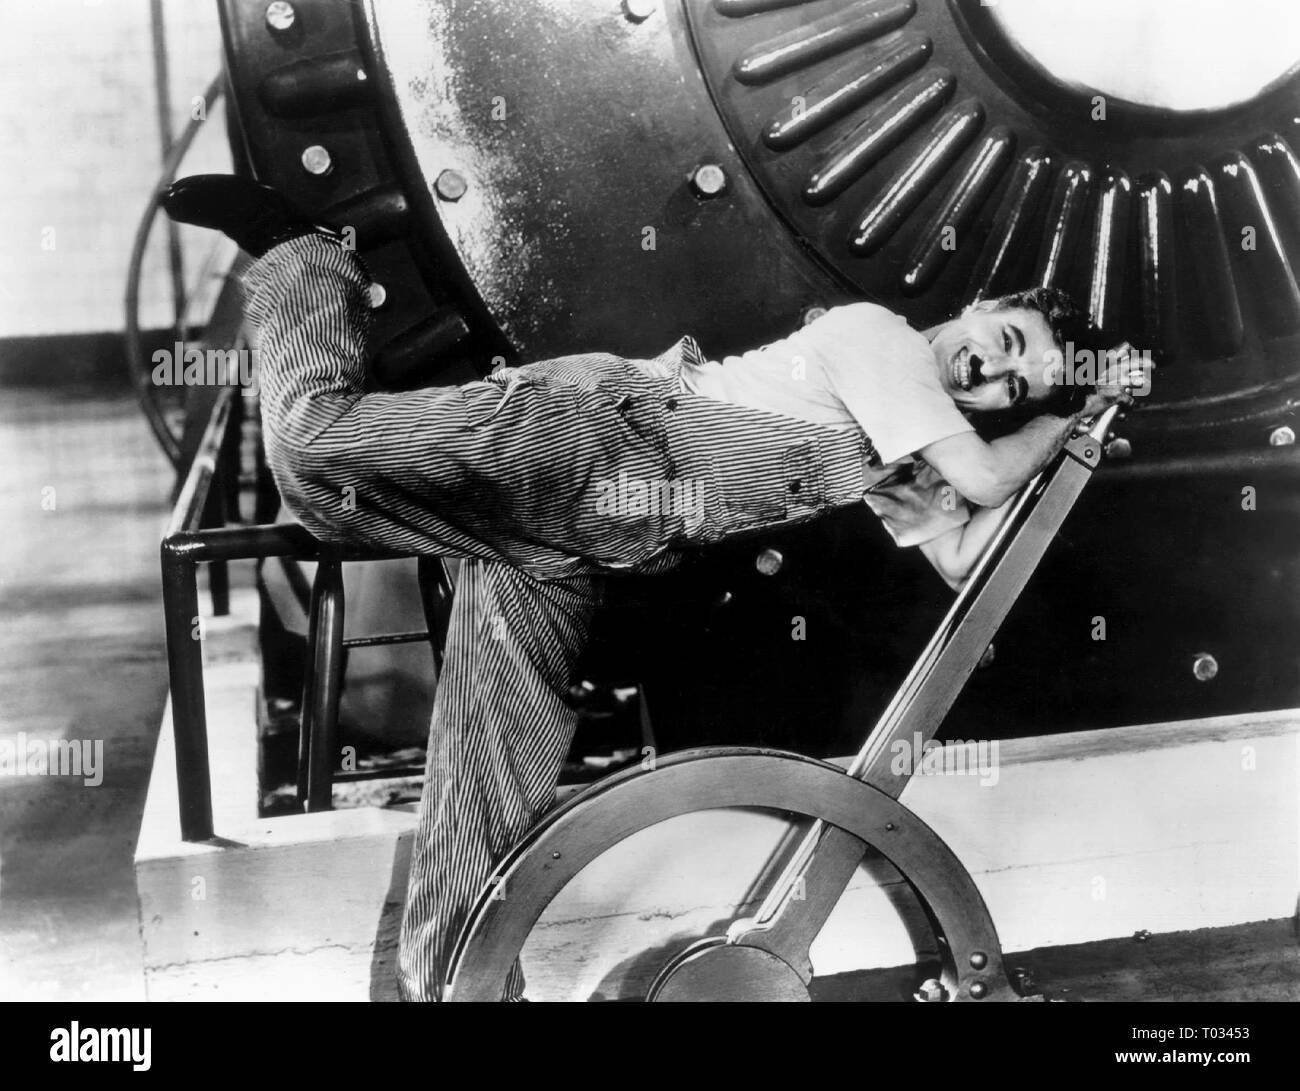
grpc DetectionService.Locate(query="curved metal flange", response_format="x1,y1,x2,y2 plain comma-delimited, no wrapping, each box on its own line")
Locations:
446,747,1017,1002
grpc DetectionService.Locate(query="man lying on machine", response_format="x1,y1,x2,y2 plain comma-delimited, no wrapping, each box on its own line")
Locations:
164,174,1145,1001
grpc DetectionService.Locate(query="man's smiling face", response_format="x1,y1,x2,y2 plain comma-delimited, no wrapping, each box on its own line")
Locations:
929,302,1062,414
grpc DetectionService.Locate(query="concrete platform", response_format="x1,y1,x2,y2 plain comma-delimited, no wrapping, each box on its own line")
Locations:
134,563,1300,1001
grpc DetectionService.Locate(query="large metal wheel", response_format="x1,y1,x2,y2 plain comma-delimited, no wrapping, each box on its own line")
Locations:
446,747,1018,1002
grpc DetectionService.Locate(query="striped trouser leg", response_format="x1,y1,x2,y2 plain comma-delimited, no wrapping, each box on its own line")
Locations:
397,559,603,1001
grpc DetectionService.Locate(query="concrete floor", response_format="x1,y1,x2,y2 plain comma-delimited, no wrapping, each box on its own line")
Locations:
0,386,172,1000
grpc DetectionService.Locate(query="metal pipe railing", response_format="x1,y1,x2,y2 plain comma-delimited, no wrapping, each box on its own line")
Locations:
161,383,235,840
161,382,422,840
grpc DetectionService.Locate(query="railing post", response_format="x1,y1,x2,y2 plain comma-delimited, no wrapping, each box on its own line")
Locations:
161,538,215,841
303,555,347,812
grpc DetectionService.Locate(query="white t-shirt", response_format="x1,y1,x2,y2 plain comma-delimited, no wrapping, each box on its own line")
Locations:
680,302,976,547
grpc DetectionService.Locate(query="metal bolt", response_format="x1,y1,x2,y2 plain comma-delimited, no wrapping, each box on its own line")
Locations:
435,169,468,201
1192,653,1218,682
755,548,784,576
969,951,987,970
914,978,946,1003
969,981,988,999
300,145,332,176
565,680,596,708
1105,436,1132,460
551,852,561,860
690,163,728,198
1269,425,1295,446
1083,446,1096,460
801,304,829,326
977,643,995,669
367,282,387,309
265,1,296,32
622,0,656,22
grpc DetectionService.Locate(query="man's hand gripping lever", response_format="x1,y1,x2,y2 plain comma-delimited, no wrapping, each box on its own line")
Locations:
1073,340,1150,433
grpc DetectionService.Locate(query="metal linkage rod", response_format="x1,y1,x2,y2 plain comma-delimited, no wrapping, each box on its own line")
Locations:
732,408,1121,968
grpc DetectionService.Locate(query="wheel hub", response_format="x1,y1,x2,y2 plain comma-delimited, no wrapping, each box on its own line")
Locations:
648,938,812,1002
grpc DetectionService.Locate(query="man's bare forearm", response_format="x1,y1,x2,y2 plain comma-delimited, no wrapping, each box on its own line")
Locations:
919,496,1016,589
981,411,1083,505
921,411,1084,509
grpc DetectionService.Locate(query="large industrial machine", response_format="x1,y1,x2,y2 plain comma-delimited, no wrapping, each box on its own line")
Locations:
199,0,1300,756
134,0,1300,1001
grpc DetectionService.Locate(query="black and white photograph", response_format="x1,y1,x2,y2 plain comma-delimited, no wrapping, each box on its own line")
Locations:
2,0,1297,1051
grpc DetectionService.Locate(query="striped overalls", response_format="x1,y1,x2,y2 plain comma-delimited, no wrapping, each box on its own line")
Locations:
243,236,878,1000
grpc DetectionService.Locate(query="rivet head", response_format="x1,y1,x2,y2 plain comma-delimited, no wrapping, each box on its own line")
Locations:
300,145,332,176
969,951,988,970
755,548,784,577
622,0,657,22
789,478,803,494
1269,425,1296,446
435,169,468,201
367,283,387,309
913,978,946,1003
690,163,728,198
265,1,296,32
665,397,678,411
1192,653,1218,682
1083,447,1096,460
801,305,828,326
551,851,561,860
1105,436,1132,460
884,822,896,832
969,981,988,999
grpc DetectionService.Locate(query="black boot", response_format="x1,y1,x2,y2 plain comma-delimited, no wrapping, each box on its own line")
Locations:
162,174,340,258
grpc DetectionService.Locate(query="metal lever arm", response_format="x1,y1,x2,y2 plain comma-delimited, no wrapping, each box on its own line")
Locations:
729,407,1121,971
